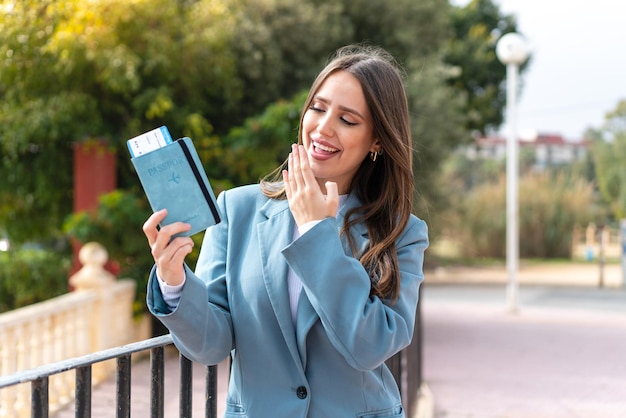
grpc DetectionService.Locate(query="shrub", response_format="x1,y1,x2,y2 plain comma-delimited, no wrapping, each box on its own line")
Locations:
519,173,595,258
446,172,595,258
0,247,71,313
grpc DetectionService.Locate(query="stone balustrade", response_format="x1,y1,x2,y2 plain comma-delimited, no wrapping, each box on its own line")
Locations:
0,242,143,417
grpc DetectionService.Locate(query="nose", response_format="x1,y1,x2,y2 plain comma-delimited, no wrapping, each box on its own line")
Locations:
317,112,335,137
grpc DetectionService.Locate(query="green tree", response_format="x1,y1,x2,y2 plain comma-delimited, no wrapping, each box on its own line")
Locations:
444,0,526,133
589,99,626,220
404,54,467,220
328,0,451,59
220,91,308,186
0,0,221,242
0,0,102,243
0,0,518,255
0,0,349,244
223,0,349,120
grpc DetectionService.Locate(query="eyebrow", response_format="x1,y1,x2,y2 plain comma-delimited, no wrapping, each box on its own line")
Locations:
313,95,366,120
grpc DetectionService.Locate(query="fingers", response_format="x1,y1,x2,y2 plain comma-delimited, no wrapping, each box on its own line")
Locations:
284,144,340,226
282,169,291,200
142,209,168,246
155,237,194,285
296,144,318,188
288,144,306,191
287,144,319,194
142,209,193,285
325,181,339,203
324,181,339,218
143,209,191,248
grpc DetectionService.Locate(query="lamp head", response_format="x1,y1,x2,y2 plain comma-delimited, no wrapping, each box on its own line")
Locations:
496,32,530,65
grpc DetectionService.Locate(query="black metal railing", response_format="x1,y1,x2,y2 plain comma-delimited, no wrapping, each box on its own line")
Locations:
0,335,217,418
1,299,423,418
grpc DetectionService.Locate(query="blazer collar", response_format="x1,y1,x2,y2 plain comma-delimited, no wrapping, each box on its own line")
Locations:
257,193,369,370
258,192,368,237
258,195,290,221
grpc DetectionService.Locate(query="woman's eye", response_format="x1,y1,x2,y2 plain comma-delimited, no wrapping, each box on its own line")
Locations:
341,117,358,126
309,105,324,112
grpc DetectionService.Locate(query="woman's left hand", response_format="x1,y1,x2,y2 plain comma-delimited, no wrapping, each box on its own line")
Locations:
283,144,339,227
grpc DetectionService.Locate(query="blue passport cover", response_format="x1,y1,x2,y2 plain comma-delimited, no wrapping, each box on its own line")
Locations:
130,137,221,237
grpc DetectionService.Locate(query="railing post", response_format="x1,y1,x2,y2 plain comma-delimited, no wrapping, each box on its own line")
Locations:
205,365,218,418
403,289,423,416
75,366,92,418
1,336,214,418
180,355,193,418
151,346,165,418
31,377,49,418
116,355,132,418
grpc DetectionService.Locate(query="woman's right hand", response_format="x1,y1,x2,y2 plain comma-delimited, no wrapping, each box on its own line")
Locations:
142,209,194,286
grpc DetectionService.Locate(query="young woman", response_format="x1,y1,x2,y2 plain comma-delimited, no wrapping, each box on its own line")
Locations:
143,44,428,418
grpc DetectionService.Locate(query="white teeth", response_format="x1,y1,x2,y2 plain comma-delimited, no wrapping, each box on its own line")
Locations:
314,141,338,153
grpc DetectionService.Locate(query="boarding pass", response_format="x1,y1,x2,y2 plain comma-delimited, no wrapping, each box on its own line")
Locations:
126,126,174,158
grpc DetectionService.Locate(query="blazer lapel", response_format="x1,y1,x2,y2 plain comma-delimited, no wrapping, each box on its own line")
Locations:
257,199,302,368
295,194,369,367
295,293,316,369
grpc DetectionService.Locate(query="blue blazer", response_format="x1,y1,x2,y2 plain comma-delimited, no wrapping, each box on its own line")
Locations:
148,184,429,418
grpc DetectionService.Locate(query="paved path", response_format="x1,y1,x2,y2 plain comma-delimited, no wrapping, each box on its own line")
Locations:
421,278,626,418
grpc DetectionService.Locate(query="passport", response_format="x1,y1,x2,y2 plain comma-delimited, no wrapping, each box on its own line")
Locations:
129,136,221,237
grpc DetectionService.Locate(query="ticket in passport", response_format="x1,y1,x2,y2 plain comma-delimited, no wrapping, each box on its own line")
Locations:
126,126,173,158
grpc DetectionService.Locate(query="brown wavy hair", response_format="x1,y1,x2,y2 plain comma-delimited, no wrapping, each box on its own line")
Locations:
261,44,414,302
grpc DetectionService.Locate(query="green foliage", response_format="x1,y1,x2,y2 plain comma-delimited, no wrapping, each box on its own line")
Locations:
404,55,468,220
327,0,451,60
223,0,349,119
588,99,626,220
221,90,307,185
440,150,505,191
0,93,103,243
0,0,349,244
1,0,518,283
441,172,595,258
0,248,71,313
519,174,595,258
444,0,524,133
63,190,204,314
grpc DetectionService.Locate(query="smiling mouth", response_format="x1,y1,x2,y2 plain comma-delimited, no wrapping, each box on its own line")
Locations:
313,141,339,153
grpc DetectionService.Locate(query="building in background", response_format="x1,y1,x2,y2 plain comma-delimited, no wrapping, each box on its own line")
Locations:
465,132,588,170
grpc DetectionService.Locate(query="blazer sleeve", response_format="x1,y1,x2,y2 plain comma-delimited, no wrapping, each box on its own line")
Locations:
281,215,428,371
146,191,234,365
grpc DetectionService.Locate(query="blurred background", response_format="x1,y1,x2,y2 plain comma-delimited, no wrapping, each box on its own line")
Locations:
0,0,624,313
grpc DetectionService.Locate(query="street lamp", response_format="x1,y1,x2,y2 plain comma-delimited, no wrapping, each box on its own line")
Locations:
496,32,530,313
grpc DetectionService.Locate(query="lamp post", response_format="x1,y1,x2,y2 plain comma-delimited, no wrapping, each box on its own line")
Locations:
496,32,530,313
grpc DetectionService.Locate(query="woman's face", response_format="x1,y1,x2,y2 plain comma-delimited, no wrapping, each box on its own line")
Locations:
301,70,380,195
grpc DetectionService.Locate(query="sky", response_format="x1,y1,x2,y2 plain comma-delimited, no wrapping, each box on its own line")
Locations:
454,0,626,140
